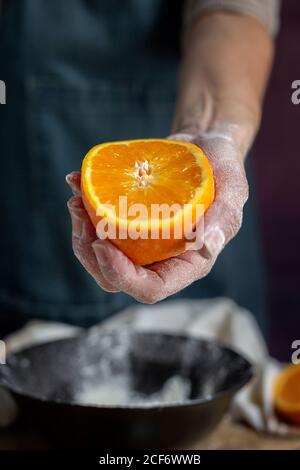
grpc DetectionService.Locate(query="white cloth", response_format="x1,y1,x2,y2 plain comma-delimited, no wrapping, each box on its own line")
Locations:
0,298,292,434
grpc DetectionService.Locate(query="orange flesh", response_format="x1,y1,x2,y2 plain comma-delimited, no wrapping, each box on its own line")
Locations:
81,139,214,265
280,373,300,404
88,141,203,218
274,365,300,425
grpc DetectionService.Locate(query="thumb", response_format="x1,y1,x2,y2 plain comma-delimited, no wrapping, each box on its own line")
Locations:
167,133,195,142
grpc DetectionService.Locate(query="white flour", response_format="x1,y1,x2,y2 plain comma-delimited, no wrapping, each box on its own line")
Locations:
75,374,191,407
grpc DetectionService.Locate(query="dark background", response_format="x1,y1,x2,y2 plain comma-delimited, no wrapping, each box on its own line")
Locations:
0,1,299,361
253,0,300,361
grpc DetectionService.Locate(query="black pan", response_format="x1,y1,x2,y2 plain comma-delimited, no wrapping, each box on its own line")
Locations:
0,328,253,449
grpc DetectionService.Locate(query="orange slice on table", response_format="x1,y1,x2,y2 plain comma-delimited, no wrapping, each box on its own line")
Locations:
81,139,214,265
273,364,300,425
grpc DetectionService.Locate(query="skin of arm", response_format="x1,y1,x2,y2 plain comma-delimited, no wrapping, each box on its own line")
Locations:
172,11,274,157
66,12,275,303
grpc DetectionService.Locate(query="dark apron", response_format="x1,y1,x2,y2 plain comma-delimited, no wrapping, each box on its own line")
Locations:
0,0,266,335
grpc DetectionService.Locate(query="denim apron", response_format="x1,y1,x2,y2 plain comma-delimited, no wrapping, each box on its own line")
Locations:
0,0,265,335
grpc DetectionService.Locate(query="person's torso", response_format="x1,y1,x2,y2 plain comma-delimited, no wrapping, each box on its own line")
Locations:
0,0,182,326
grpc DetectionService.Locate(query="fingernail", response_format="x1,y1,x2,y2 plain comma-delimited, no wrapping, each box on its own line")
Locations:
65,173,73,185
65,173,77,190
204,227,225,258
66,173,81,196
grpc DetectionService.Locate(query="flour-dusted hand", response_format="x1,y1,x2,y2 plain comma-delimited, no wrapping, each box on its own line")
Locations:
66,173,118,294
66,130,247,304
66,171,216,304
169,127,249,259
66,9,274,303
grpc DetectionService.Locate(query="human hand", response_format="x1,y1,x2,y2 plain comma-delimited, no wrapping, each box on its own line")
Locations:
169,126,249,258
66,128,248,303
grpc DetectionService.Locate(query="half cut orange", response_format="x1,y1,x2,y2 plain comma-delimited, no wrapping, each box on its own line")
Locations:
81,139,214,265
273,364,300,425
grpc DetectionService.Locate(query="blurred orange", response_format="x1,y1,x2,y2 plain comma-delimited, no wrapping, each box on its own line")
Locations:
274,364,300,425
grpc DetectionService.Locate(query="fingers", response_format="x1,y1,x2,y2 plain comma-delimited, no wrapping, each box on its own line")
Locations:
65,131,248,304
67,195,217,303
201,200,245,259
66,171,81,196
197,140,248,258
149,249,216,299
167,133,194,142
92,239,216,304
203,195,243,249
67,196,119,293
168,135,248,259
92,240,165,303
204,159,248,248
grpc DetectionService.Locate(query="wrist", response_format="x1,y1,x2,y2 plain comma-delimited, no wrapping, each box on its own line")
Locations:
172,94,261,160
211,97,261,156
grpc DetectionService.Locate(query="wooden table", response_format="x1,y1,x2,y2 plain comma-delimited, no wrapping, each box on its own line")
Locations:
192,416,300,450
1,416,300,450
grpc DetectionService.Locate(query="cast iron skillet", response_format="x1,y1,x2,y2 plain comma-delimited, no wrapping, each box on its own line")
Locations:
0,328,253,449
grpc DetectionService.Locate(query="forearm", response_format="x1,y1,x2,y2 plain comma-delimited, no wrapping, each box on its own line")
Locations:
173,12,274,158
